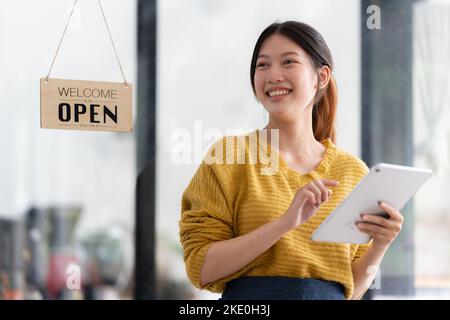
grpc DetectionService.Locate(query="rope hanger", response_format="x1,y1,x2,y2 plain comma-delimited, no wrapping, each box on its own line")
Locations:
45,0,128,86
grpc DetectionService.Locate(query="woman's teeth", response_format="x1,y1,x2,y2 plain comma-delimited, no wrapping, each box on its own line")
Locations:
268,89,291,97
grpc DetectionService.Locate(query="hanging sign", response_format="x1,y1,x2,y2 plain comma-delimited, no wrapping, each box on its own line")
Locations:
40,78,132,132
40,0,132,132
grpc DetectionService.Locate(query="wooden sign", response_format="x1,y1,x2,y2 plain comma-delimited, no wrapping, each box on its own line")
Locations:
40,78,132,132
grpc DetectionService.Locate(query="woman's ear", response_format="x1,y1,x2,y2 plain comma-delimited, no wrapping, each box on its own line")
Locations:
318,66,331,89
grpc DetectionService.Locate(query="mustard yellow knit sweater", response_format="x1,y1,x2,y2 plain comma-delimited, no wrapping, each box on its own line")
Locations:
179,131,371,299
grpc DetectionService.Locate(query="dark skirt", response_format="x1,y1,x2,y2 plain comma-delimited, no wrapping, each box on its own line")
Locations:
221,276,346,300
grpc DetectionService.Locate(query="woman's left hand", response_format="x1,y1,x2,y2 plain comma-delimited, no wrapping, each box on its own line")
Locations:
356,202,404,250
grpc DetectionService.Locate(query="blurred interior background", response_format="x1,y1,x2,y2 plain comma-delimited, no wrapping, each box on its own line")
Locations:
0,0,449,300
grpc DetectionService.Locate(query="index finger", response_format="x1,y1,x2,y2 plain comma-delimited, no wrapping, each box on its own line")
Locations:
320,179,339,186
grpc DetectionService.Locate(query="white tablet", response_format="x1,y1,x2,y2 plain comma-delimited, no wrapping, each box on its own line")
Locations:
311,163,432,244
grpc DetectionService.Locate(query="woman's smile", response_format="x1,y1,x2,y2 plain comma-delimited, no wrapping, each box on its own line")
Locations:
266,86,293,102
268,91,291,102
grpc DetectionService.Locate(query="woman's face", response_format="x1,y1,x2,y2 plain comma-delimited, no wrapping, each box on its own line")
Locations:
254,34,321,120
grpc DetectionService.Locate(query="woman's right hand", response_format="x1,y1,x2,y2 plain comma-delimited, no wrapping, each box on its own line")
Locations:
281,179,339,231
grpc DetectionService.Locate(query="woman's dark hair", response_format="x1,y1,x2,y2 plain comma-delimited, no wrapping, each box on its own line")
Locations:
250,21,337,143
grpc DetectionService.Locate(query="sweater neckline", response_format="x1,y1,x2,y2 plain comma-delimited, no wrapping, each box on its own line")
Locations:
255,129,337,184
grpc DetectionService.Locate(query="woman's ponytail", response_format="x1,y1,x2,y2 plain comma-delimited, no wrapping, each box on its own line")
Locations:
313,75,337,144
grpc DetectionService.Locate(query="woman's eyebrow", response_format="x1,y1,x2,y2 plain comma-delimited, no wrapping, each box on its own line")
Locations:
257,51,301,59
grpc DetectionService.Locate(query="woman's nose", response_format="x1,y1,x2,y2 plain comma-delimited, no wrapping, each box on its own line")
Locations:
267,67,285,83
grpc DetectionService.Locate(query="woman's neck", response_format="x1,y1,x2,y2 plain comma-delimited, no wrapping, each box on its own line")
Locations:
264,118,324,159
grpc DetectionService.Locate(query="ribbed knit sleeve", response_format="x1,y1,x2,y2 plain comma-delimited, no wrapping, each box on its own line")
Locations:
352,241,372,262
179,161,235,292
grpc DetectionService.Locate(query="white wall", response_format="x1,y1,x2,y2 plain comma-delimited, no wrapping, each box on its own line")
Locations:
157,0,361,297
0,0,137,236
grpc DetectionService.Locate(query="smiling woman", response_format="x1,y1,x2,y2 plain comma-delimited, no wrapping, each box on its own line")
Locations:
179,21,403,301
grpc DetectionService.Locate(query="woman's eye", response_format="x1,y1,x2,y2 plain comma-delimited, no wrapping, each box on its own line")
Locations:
283,59,295,65
256,63,267,68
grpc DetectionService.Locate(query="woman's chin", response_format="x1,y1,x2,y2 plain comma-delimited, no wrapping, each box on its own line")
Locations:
265,105,297,120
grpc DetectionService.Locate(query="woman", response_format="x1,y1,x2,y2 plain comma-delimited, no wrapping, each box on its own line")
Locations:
179,21,404,300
